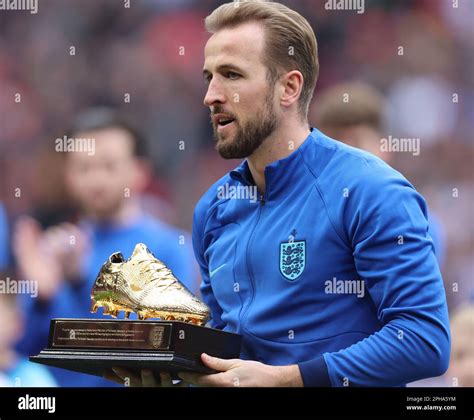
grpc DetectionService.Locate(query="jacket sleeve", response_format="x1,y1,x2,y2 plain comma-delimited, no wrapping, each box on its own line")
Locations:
192,201,225,330
299,172,451,387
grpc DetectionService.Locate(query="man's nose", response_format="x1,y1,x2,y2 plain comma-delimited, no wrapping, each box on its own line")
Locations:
203,79,226,107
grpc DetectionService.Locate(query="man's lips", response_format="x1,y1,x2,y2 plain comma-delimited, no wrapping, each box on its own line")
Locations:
212,113,236,127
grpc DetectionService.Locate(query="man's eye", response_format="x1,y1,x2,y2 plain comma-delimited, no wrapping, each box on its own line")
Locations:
205,75,212,84
227,72,240,80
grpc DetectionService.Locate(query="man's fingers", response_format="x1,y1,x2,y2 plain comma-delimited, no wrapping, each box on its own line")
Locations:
57,223,88,251
141,369,157,387
178,372,199,384
43,227,70,255
111,367,142,387
103,369,125,385
178,371,227,387
107,367,189,387
12,217,42,258
201,353,236,372
159,372,173,387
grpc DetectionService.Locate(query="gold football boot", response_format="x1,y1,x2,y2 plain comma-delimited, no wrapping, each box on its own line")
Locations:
91,243,210,325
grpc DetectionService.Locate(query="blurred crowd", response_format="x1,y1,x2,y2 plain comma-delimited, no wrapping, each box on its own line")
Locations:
0,0,472,387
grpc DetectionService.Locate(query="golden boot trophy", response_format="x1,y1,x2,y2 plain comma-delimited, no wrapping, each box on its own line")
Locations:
91,243,210,324
31,244,241,378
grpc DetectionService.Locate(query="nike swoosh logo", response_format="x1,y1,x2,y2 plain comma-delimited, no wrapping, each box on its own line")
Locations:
209,264,227,278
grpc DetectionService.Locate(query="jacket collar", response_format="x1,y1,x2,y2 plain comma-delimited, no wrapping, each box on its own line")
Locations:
229,128,317,200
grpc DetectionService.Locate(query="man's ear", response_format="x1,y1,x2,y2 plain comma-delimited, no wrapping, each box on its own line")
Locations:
280,70,304,108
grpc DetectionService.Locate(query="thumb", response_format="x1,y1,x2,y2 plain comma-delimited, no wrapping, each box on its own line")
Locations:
201,353,236,372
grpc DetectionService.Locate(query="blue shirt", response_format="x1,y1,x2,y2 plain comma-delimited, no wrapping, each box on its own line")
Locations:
4,357,57,387
18,214,197,387
192,128,450,387
0,204,9,270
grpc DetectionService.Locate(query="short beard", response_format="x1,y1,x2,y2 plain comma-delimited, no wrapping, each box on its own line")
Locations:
213,88,278,160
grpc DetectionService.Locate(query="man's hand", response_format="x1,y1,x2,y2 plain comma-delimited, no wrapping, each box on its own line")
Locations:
103,368,190,387
13,217,63,300
13,218,89,301
41,222,89,282
179,353,304,387
103,354,304,387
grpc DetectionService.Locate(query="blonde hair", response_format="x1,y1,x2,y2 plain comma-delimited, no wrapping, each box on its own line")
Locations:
205,0,319,118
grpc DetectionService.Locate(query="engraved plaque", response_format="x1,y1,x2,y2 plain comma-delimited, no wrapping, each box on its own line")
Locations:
51,320,172,351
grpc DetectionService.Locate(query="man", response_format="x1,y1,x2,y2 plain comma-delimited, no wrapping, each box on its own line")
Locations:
311,82,386,157
311,81,446,267
108,0,450,387
14,108,197,386
0,293,57,387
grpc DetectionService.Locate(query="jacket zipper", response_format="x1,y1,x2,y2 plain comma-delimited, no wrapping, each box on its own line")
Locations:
240,193,265,330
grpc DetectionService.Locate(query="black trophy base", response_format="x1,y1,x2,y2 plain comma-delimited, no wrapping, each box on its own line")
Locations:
30,349,215,376
30,318,242,379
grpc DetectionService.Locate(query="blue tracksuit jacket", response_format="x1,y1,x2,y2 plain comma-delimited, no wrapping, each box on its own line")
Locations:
192,128,450,387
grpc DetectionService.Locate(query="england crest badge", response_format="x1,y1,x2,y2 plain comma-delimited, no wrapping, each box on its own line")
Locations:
279,240,306,281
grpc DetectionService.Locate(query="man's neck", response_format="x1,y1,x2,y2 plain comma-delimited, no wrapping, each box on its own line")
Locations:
247,120,310,194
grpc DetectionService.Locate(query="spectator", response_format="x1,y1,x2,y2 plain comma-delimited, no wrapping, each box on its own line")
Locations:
13,108,198,387
310,81,446,266
0,293,56,387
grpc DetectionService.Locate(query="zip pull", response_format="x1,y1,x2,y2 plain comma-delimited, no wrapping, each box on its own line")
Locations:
259,194,265,206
